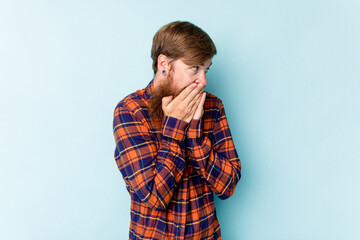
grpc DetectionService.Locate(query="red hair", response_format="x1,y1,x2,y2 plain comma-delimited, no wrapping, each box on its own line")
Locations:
151,21,217,74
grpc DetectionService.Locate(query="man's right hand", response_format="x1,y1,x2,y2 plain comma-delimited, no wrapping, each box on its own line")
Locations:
162,82,205,123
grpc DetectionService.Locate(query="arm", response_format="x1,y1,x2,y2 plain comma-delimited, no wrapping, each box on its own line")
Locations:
113,103,189,211
186,100,241,199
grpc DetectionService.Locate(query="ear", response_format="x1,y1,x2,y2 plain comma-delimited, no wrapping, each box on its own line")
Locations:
157,54,170,73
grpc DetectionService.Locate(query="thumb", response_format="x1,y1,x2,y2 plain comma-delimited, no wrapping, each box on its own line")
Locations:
162,95,173,108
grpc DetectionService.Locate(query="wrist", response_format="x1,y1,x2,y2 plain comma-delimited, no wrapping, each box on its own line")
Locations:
162,115,190,141
187,118,203,139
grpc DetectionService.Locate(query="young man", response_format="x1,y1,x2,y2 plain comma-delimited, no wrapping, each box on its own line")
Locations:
112,21,241,240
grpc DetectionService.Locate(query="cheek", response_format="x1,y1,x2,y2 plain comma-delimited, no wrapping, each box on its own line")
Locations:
183,73,196,85
173,72,195,90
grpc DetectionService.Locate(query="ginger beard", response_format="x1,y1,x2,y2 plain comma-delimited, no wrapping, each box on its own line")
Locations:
148,64,185,129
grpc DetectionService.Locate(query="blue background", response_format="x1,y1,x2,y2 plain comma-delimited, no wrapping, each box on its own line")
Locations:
1,0,359,239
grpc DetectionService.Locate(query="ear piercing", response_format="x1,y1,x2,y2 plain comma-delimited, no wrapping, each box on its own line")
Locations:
162,70,167,75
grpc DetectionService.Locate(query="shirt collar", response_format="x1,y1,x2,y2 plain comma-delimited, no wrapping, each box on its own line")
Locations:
144,78,154,100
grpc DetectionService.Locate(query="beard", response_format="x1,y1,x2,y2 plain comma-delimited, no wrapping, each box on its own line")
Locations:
148,68,183,129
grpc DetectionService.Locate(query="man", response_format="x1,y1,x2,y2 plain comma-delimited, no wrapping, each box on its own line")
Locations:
112,21,241,240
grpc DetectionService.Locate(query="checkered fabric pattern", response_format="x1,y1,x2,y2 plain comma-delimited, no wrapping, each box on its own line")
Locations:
112,79,241,240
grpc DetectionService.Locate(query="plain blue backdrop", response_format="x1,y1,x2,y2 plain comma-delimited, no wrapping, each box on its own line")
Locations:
1,0,359,239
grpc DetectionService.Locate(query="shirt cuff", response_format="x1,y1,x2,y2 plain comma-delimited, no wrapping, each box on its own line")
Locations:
162,115,189,141
187,118,203,139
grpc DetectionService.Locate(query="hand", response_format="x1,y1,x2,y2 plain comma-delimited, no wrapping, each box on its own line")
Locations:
193,92,206,120
162,82,205,123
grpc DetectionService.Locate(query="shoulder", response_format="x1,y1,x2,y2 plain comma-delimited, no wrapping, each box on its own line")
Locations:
113,88,146,117
204,91,224,111
202,91,227,125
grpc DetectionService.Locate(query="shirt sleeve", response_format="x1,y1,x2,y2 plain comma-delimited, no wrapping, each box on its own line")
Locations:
185,100,241,200
113,104,189,211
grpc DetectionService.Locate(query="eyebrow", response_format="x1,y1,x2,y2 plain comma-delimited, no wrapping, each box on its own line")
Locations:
201,62,213,69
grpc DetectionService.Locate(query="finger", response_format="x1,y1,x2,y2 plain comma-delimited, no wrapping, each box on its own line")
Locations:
188,99,201,117
174,82,198,102
193,93,206,118
198,92,206,107
176,82,205,103
184,90,203,112
193,92,206,113
191,91,206,110
161,95,173,108
182,83,205,104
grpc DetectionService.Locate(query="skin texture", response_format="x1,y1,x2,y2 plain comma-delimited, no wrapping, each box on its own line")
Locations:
152,54,212,123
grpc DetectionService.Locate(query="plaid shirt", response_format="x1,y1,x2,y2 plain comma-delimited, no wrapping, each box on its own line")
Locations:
112,79,241,240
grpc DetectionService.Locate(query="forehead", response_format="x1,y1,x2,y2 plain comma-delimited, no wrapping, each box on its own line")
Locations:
202,58,213,67
177,57,213,68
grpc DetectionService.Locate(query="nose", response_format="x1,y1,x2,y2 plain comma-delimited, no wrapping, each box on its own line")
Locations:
198,71,207,86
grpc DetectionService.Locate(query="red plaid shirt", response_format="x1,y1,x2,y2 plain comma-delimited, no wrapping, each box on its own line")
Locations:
112,79,241,239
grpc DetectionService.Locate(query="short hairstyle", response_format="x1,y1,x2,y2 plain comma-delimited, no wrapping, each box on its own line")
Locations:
151,21,217,75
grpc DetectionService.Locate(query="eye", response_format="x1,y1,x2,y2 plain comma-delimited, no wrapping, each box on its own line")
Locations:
192,66,199,72
205,68,210,74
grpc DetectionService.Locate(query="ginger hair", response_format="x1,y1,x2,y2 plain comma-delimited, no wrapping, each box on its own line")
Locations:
151,21,217,75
